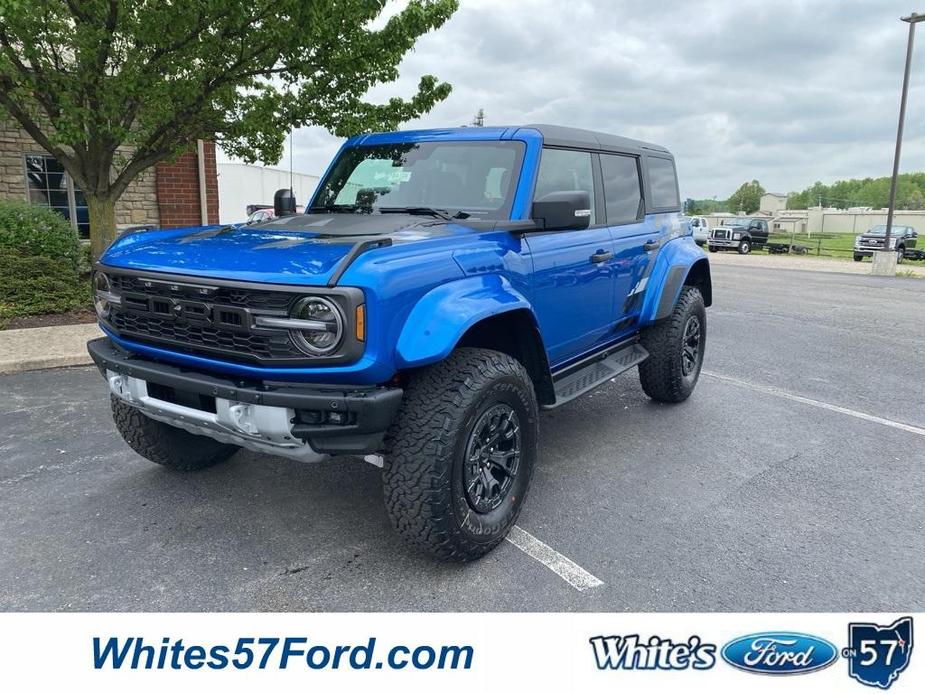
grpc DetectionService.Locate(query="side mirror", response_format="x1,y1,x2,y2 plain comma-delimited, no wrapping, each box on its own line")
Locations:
273,188,297,217
531,190,591,231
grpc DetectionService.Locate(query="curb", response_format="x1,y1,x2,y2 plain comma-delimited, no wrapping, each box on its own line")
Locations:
0,323,102,375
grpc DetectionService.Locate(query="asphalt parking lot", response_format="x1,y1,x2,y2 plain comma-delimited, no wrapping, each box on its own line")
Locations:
1,264,923,612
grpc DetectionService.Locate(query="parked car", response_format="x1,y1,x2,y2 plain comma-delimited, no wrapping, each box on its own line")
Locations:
87,124,711,560
689,216,710,246
853,224,918,263
707,217,770,254
245,208,275,225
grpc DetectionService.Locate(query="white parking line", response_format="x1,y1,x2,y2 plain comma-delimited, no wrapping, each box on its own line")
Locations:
507,525,604,592
703,370,925,438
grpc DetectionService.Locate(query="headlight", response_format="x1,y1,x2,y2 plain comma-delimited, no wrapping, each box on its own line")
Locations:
288,296,344,356
93,272,120,319
732,232,741,240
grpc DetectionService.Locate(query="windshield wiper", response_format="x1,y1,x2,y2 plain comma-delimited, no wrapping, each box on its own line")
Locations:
307,203,359,213
378,206,469,221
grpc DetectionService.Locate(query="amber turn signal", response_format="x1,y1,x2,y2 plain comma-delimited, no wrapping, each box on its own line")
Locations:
355,304,366,342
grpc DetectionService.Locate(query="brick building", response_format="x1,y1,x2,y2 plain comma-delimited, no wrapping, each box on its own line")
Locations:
0,118,219,237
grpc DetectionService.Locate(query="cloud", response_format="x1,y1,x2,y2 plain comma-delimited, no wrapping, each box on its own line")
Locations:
220,0,925,200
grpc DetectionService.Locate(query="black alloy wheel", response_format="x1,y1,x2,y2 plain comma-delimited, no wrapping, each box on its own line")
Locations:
463,404,522,514
681,315,702,378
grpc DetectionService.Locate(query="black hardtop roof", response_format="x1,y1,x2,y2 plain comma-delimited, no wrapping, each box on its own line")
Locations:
524,124,672,157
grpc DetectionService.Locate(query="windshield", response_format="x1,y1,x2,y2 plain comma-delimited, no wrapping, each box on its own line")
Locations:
723,217,753,226
310,141,525,220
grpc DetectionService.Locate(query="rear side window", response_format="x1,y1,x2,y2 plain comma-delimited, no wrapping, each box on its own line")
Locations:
600,153,642,224
534,148,596,225
647,156,680,210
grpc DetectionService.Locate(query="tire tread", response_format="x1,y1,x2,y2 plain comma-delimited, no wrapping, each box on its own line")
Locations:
382,348,537,561
638,286,705,403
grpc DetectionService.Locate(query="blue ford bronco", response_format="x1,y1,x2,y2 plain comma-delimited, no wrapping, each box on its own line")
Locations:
88,125,711,560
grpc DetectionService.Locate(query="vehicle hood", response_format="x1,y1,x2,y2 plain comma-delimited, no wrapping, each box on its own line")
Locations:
101,212,480,285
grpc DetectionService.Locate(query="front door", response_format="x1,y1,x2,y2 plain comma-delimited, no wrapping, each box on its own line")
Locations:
525,148,618,367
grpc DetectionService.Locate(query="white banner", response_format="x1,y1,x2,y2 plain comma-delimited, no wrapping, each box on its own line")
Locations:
0,613,918,693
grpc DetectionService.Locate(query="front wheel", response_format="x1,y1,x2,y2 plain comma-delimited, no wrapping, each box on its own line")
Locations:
853,253,863,262
382,348,539,561
897,248,905,264
638,286,706,403
708,246,717,253
111,396,239,470
737,240,751,254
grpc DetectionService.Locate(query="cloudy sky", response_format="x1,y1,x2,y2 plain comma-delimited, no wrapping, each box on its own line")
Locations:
219,0,925,200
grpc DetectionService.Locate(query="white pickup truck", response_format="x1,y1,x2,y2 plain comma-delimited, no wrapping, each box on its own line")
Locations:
689,216,709,246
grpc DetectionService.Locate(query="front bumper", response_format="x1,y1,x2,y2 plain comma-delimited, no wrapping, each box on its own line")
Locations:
708,238,740,248
88,338,403,463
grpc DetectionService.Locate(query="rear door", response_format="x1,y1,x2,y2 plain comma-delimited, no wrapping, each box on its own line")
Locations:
524,148,618,366
598,152,650,329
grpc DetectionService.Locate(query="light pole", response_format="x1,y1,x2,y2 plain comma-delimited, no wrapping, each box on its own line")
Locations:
880,12,925,273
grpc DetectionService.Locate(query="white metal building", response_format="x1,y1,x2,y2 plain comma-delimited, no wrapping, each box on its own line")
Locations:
759,192,789,214
217,163,320,224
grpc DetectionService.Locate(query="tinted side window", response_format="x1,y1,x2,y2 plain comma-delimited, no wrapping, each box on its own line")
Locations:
600,153,642,224
533,148,596,225
647,156,680,209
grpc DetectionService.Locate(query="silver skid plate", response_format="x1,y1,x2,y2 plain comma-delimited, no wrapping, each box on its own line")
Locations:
107,370,329,463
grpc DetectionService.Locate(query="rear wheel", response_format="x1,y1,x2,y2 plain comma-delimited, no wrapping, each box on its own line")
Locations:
382,348,538,561
111,396,239,471
638,286,706,403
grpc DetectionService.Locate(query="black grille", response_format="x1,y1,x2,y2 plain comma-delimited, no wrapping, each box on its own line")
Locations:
109,275,294,312
713,229,729,240
105,273,308,363
109,310,298,362
100,269,366,367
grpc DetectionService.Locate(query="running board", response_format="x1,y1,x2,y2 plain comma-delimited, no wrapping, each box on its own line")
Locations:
545,341,649,409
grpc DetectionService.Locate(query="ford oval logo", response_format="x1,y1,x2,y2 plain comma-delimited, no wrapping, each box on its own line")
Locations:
721,632,838,675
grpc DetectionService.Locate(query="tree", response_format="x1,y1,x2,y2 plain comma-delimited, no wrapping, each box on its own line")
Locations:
786,172,925,210
727,179,765,214
903,188,925,210
0,0,459,258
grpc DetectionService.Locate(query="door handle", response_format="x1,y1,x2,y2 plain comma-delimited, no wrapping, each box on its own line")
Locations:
590,250,613,263
643,239,661,251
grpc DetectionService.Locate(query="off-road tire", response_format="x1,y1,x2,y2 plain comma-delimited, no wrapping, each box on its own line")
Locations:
638,286,706,403
737,240,751,254
111,395,238,471
382,348,538,561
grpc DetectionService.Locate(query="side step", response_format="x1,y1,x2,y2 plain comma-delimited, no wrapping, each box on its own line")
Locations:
545,341,649,409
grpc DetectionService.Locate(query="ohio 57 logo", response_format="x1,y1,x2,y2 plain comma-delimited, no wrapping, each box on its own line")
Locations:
843,617,913,689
